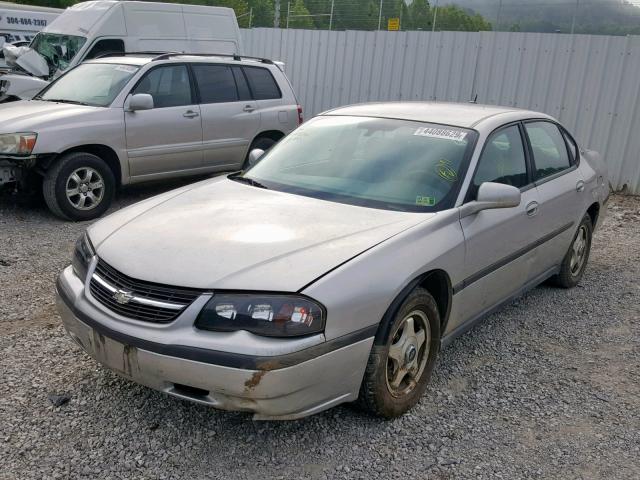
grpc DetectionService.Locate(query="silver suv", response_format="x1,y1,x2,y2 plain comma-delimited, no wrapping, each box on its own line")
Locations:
0,53,301,220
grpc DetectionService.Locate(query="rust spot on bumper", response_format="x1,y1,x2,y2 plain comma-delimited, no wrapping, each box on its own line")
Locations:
122,344,138,377
244,370,267,390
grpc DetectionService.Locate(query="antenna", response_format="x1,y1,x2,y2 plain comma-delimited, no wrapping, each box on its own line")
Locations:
469,93,478,104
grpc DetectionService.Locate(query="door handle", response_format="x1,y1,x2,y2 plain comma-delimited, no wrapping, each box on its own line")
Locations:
525,201,539,217
183,110,199,118
243,105,256,113
576,180,585,193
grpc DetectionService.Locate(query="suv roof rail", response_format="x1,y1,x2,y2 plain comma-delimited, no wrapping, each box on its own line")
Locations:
93,51,181,59
151,52,274,65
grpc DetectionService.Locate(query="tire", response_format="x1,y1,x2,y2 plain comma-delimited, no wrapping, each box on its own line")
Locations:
550,214,593,288
357,288,441,418
242,136,278,169
42,152,115,221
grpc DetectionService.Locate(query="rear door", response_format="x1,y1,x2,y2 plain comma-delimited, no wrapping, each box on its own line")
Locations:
243,65,295,133
452,123,540,331
523,120,586,275
125,64,203,177
192,63,260,170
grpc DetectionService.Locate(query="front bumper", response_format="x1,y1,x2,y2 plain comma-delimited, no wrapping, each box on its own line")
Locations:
56,266,374,420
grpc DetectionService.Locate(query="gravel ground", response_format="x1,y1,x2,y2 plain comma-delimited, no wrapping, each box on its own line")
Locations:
1,185,639,480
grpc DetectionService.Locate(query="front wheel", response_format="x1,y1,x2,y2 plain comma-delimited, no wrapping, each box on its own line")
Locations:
43,152,115,221
357,288,441,418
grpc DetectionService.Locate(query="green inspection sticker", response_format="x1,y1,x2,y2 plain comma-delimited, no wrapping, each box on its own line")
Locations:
416,195,436,206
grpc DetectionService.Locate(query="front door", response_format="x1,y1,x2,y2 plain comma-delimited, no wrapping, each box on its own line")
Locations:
192,64,260,171
125,64,203,178
451,123,540,332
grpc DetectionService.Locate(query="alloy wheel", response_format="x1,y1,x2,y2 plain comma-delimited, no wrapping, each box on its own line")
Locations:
66,167,105,211
386,310,431,398
570,225,588,276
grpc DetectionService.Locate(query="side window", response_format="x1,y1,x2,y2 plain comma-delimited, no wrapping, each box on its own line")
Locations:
232,66,252,101
84,39,125,60
471,125,528,198
525,121,571,180
132,65,192,108
561,128,578,165
192,64,238,104
243,66,281,100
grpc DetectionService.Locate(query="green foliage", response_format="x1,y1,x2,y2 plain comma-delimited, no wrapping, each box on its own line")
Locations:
434,6,492,32
284,0,314,28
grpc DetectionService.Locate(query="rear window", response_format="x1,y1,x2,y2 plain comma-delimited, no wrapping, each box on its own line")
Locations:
243,66,281,100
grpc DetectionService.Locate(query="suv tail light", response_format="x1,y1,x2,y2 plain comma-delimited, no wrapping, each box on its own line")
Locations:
297,105,303,125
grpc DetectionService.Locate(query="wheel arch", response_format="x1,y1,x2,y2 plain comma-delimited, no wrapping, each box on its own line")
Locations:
252,130,286,144
374,269,452,346
586,201,600,227
41,145,123,187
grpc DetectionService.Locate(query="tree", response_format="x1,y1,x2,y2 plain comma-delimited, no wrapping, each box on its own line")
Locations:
284,0,314,29
247,0,274,27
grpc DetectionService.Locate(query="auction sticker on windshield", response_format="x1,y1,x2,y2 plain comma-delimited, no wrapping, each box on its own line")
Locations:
414,127,467,141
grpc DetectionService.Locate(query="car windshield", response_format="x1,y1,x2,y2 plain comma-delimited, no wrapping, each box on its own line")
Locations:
30,32,87,74
37,63,139,107
242,116,477,212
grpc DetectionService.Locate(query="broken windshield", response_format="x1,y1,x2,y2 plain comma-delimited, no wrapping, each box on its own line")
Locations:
30,32,86,76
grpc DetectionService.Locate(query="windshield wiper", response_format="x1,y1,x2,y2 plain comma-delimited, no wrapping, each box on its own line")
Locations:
40,98,91,106
229,174,268,189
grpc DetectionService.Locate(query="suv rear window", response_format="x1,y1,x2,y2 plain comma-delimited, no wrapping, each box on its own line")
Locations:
243,66,281,100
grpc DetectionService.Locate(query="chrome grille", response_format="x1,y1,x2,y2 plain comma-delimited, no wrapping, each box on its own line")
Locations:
89,259,203,323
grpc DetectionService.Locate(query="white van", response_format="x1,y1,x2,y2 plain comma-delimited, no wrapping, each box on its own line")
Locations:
0,1,61,44
0,0,242,101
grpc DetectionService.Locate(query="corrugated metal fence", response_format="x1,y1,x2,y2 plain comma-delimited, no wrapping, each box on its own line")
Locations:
241,28,640,193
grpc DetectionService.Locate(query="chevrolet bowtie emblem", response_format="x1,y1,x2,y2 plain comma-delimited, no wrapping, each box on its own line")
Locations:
112,289,134,305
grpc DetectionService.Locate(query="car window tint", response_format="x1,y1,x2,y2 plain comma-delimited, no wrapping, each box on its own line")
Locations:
243,66,281,100
192,64,238,104
232,66,252,101
525,121,571,179
133,65,192,108
472,125,528,196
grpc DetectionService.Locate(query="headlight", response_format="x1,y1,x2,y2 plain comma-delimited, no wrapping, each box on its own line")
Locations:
72,233,95,281
0,133,37,155
196,293,325,337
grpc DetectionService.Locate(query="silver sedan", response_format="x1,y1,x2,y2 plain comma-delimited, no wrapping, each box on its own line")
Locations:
56,102,609,420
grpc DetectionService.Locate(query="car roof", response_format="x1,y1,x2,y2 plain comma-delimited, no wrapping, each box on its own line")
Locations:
321,102,552,128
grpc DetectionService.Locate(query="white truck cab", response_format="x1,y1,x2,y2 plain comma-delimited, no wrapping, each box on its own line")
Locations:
0,0,242,102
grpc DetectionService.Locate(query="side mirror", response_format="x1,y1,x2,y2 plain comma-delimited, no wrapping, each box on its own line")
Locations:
128,93,154,112
247,148,265,168
460,182,521,218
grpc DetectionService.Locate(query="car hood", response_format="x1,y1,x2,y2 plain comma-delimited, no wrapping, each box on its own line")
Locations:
0,100,100,132
89,177,434,291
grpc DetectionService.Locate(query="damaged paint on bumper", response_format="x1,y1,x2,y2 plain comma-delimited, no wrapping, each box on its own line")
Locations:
55,266,374,420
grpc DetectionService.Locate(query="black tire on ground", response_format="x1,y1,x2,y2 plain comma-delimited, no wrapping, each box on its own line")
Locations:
550,214,593,288
242,136,278,169
42,152,116,221
357,288,441,419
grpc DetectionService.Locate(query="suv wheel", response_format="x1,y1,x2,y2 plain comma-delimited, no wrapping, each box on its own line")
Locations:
43,152,115,221
357,288,441,418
